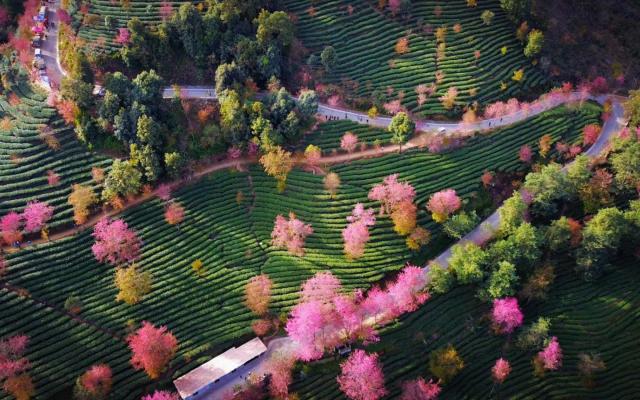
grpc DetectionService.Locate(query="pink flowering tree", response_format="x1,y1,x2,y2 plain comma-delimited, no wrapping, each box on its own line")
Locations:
155,184,172,202
271,212,314,256
47,170,60,186
0,212,22,245
300,271,342,303
368,174,416,216
342,203,376,259
141,391,179,400
519,144,533,163
337,350,387,400
115,28,130,45
583,124,601,146
127,322,178,379
264,352,296,398
0,335,30,381
91,218,142,266
286,300,328,361
75,364,112,399
400,378,441,400
491,297,523,334
386,265,429,315
537,336,563,371
492,358,511,383
426,189,462,223
341,132,359,153
159,1,173,20
22,201,54,233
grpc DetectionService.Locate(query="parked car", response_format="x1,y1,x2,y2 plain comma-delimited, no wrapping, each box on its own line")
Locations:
31,38,41,48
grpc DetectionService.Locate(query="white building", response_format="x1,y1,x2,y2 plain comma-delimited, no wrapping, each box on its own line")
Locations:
173,337,267,400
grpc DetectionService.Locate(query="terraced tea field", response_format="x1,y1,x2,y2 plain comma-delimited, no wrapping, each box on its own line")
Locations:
0,81,110,229
0,103,599,399
76,0,193,52
286,0,549,117
290,255,640,399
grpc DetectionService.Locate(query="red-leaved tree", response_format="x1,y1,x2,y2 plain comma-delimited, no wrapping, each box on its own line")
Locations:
264,352,296,399
519,145,533,163
0,212,22,245
75,364,112,400
271,212,314,256
583,124,601,146
337,350,387,400
164,202,185,225
127,322,178,379
92,218,141,266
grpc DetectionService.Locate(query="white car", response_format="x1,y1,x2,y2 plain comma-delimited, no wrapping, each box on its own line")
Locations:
438,127,447,134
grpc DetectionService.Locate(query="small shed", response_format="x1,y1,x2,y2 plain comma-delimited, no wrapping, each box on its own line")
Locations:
173,337,267,400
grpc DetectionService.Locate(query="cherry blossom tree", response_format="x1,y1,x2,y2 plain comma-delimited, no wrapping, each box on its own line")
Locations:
245,274,273,316
128,322,178,379
47,170,60,186
0,334,33,400
141,391,179,400
386,265,429,316
285,300,327,361
368,174,416,216
159,1,173,20
271,212,314,256
75,364,112,400
341,132,359,153
22,201,53,233
492,358,511,383
400,378,441,400
264,352,296,399
164,202,185,225
519,144,533,163
342,204,376,259
491,297,524,334
300,271,342,303
537,336,562,371
155,184,172,202
0,212,22,245
337,350,387,400
92,218,141,266
426,189,462,223
115,28,130,45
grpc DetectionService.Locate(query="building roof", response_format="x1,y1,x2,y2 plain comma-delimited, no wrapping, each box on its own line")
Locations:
173,337,267,399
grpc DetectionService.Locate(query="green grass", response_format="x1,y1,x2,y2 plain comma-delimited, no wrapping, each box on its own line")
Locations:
0,81,111,229
285,0,549,117
290,255,640,399
0,104,599,399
